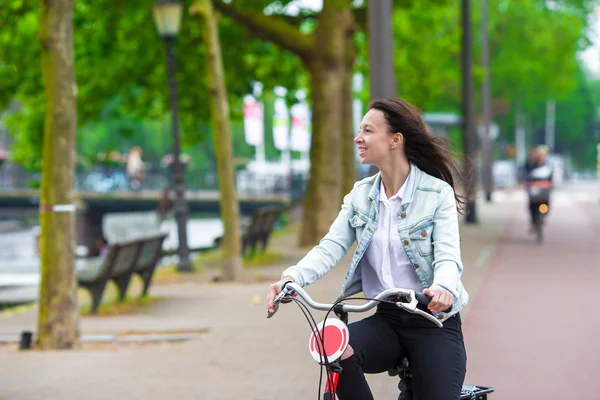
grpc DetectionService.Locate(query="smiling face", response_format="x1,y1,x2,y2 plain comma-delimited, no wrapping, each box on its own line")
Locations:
355,109,398,167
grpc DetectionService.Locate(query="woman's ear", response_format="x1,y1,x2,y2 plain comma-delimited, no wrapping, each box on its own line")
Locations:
391,133,403,149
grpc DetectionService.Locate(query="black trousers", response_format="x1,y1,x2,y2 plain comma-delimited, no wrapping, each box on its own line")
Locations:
336,303,466,400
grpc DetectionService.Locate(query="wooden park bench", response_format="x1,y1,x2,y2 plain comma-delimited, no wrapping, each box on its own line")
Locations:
76,211,169,314
214,205,283,257
77,232,167,314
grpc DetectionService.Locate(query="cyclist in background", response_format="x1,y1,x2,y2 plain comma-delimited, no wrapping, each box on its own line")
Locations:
522,145,553,233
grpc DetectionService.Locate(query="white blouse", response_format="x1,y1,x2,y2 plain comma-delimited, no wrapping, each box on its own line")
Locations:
361,175,423,299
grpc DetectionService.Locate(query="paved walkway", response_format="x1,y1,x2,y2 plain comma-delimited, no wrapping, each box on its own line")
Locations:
463,186,600,399
0,182,597,399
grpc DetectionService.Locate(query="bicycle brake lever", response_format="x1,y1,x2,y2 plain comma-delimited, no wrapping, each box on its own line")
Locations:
266,288,290,319
267,293,284,319
394,291,443,328
394,290,419,312
266,303,279,319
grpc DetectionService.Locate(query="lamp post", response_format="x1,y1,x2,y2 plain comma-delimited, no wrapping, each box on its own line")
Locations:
152,0,192,272
367,0,396,177
480,0,494,203
461,0,478,224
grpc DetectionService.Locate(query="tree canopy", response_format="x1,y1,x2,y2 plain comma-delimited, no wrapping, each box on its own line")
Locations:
0,0,305,170
1,0,597,171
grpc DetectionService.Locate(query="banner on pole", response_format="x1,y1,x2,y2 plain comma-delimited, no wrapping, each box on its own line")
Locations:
243,95,264,146
290,102,311,152
273,97,290,151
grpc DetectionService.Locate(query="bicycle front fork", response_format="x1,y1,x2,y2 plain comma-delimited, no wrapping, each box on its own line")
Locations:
323,361,342,400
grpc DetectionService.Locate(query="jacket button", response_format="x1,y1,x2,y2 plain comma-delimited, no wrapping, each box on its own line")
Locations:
403,240,409,245
401,212,407,218
421,230,427,237
413,264,419,269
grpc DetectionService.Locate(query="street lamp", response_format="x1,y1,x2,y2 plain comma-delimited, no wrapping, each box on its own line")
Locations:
461,0,478,224
152,0,192,272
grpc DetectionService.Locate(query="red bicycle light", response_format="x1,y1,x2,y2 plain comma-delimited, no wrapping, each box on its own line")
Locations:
308,318,350,363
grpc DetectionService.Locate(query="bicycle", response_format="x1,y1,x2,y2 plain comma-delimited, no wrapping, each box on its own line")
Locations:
531,202,548,244
527,184,551,244
525,174,552,245
268,281,494,400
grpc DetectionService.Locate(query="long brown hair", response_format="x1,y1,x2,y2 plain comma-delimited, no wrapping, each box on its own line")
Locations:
368,98,468,213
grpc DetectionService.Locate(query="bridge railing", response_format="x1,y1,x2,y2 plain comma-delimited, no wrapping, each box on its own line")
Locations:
0,165,308,202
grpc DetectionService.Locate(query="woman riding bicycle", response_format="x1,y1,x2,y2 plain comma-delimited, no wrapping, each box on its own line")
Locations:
267,98,470,400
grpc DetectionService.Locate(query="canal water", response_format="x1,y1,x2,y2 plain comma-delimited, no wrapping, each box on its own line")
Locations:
0,216,224,304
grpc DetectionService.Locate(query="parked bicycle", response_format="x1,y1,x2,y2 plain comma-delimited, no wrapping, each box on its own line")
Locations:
268,281,494,400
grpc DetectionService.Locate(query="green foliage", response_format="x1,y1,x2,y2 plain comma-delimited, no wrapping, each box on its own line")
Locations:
0,0,306,172
0,0,596,172
495,66,599,169
390,0,461,111
384,0,592,116
587,78,600,108
547,69,598,168
486,0,589,110
382,0,596,164
3,99,45,170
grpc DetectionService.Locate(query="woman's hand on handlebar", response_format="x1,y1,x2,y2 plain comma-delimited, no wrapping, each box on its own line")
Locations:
423,286,454,313
266,276,296,314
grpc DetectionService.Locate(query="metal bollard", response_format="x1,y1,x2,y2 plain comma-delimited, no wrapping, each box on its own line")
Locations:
19,330,33,350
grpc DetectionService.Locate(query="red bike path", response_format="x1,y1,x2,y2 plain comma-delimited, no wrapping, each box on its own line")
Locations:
462,200,600,399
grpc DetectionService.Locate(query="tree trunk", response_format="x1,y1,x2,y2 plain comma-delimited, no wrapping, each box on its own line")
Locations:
193,0,243,281
209,0,357,247
36,0,80,350
298,5,353,247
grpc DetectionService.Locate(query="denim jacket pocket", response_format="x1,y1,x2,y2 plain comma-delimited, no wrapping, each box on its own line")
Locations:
409,219,434,257
349,214,368,228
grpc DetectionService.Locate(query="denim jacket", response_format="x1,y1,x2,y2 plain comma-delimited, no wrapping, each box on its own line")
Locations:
282,163,468,321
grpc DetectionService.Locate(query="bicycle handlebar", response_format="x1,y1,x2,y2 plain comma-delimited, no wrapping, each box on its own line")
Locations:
267,282,444,328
